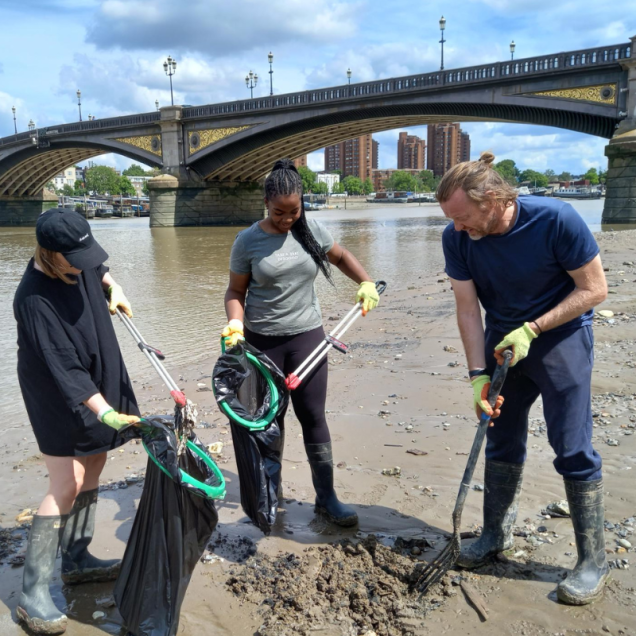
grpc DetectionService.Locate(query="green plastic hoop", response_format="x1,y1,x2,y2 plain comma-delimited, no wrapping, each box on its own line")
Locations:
141,437,226,500
215,338,280,431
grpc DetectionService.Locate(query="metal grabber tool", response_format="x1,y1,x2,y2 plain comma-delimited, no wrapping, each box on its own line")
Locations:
285,280,387,390
412,349,513,597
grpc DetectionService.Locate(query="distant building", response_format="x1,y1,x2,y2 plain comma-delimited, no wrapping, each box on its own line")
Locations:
316,172,340,193
293,155,308,169
53,167,76,190
427,123,471,177
397,132,426,170
127,175,152,197
324,135,379,181
372,168,420,193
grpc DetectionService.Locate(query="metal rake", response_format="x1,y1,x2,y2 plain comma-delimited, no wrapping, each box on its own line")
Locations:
412,349,513,596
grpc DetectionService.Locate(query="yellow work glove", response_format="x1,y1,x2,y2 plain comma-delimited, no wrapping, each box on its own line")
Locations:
108,284,133,318
471,374,504,421
494,323,537,367
356,281,379,315
222,319,244,348
100,409,140,431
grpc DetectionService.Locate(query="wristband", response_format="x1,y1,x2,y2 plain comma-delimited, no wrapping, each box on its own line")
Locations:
532,321,542,335
468,368,487,379
98,405,114,423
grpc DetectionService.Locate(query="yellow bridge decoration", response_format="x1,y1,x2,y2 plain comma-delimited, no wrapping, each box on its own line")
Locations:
188,126,253,155
112,135,162,157
529,84,616,105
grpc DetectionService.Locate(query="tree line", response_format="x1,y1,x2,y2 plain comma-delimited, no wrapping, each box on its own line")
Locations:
492,160,607,188
50,164,157,198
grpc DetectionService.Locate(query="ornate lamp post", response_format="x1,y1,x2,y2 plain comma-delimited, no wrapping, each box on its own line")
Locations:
155,99,160,111
77,89,82,121
163,56,177,106
245,70,258,99
268,52,274,96
28,119,35,131
439,16,446,71
510,40,516,60
11,106,17,137
347,68,352,85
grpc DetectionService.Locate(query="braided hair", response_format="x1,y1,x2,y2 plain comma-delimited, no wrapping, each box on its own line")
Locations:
264,158,333,283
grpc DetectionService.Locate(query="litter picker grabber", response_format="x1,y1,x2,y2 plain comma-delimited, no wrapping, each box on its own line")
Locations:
115,308,226,499
285,280,387,390
412,349,513,597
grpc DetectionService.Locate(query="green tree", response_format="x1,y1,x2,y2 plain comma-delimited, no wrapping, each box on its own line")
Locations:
385,170,418,192
142,180,150,196
298,166,316,192
342,176,364,195
117,176,136,196
543,169,556,182
332,181,345,194
61,184,75,197
558,171,573,182
583,167,599,185
45,181,55,192
598,168,607,185
362,178,374,195
493,159,519,185
519,169,549,188
74,180,87,196
417,170,438,192
123,163,150,177
85,165,119,195
313,181,329,195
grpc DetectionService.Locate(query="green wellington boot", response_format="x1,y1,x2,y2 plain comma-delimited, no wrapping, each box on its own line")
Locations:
305,442,358,527
60,489,121,585
557,479,610,605
16,514,69,635
457,459,524,568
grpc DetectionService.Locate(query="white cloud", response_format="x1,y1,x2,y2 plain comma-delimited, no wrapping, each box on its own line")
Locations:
308,151,324,172
88,0,362,55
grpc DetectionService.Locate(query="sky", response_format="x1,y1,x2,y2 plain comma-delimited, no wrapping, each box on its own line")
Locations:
0,0,633,176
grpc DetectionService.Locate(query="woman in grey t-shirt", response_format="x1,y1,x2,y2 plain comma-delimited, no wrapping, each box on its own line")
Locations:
223,158,379,526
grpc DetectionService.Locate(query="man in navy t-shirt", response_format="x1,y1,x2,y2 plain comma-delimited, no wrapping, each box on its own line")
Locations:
437,153,608,606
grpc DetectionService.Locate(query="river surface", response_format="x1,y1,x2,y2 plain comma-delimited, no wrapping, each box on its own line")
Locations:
0,199,622,427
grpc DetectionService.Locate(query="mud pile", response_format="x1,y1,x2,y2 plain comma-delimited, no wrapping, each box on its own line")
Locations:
226,536,447,636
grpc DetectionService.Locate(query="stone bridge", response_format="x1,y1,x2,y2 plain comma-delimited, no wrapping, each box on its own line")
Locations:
1,37,635,226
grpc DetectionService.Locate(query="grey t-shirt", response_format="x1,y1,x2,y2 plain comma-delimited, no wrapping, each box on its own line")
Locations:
230,219,334,336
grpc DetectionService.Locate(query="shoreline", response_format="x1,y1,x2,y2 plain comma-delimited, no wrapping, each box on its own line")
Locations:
0,229,635,635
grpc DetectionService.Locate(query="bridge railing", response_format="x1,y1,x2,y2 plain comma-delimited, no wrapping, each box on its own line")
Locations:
183,41,631,120
0,112,160,148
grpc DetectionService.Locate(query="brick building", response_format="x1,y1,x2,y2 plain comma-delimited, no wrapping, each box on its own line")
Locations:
372,168,420,193
292,155,307,169
324,135,379,181
397,132,426,170
427,123,471,177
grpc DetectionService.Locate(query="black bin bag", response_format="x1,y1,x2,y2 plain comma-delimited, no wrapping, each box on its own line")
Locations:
213,341,289,534
114,416,220,636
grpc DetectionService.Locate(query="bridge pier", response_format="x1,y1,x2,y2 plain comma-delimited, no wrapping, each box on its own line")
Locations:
0,191,58,226
602,132,636,224
148,174,265,227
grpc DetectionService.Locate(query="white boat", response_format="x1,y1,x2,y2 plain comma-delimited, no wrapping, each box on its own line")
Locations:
554,187,602,200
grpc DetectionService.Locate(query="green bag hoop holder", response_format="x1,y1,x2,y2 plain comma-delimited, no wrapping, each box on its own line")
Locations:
141,434,226,501
215,338,280,431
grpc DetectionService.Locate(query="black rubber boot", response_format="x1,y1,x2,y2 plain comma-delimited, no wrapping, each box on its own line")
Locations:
557,479,609,605
457,460,524,569
305,442,358,527
16,514,68,635
60,489,120,585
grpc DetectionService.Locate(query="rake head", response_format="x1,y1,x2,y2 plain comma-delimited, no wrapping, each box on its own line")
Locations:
412,532,461,596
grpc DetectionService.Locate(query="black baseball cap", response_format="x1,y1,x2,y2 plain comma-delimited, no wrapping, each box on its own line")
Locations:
36,209,108,270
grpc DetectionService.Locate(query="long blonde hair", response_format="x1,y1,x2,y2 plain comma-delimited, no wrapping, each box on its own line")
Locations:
436,151,518,207
34,245,77,285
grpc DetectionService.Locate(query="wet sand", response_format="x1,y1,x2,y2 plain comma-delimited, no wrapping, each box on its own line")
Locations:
0,229,635,635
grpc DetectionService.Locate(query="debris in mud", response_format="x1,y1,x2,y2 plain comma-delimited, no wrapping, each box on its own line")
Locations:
15,508,35,524
382,466,402,476
0,527,26,564
543,500,570,518
226,536,445,636
406,449,428,456
208,533,257,563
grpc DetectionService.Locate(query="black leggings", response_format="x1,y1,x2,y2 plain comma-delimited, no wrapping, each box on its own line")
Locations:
244,326,330,445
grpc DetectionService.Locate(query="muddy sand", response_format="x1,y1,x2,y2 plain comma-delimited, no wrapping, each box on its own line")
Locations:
0,229,635,636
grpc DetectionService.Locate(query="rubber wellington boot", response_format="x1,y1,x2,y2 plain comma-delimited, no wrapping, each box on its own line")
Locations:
61,489,120,585
305,442,358,527
16,514,68,635
557,479,609,605
277,429,285,500
457,460,524,569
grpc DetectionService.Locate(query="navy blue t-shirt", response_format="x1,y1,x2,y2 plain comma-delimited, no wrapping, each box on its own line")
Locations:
442,196,599,333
